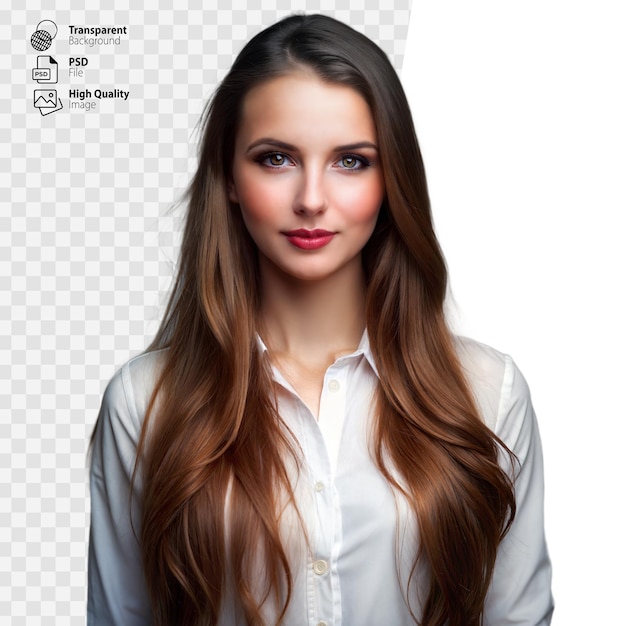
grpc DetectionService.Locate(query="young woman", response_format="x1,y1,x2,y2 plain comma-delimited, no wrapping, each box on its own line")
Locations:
88,14,553,626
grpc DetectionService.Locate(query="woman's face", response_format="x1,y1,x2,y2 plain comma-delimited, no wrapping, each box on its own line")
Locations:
229,71,384,283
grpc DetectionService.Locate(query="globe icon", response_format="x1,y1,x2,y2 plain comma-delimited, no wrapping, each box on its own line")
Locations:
31,30,52,51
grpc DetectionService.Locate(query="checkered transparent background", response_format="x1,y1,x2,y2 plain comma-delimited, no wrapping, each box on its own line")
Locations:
1,0,412,623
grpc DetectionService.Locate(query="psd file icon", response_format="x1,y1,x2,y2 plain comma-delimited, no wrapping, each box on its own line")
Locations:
33,89,63,116
32,55,58,84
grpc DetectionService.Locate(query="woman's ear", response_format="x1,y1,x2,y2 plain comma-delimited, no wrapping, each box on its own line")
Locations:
228,180,239,203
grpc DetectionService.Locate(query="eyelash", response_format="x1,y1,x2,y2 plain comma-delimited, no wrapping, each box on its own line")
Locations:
256,152,371,171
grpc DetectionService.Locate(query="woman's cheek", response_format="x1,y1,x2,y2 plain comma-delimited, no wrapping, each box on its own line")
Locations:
335,178,384,222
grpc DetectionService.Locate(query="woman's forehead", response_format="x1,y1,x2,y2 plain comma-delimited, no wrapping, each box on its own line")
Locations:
235,72,378,150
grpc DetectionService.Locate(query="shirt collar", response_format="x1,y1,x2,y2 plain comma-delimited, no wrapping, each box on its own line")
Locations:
353,330,379,378
255,331,380,379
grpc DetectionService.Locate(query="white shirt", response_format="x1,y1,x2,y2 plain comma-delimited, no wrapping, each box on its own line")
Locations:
88,334,553,625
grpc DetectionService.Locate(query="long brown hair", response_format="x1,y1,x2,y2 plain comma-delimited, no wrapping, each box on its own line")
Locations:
135,14,516,625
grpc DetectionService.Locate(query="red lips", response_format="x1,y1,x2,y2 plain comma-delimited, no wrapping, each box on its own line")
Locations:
282,229,336,250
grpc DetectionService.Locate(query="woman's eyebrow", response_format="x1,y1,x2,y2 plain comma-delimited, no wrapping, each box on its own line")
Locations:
245,139,379,153
333,141,378,152
246,138,297,153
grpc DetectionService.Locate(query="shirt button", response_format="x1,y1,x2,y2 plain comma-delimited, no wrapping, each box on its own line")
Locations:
312,559,328,575
314,481,325,493
328,379,340,392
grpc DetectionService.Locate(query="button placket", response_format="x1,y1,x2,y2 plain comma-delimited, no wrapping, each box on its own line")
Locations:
308,358,357,625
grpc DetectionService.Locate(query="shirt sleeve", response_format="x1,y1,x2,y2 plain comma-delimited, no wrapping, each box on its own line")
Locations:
87,362,153,625
484,355,554,625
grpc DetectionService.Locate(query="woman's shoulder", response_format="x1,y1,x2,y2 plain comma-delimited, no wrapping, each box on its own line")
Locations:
453,336,533,436
98,348,168,438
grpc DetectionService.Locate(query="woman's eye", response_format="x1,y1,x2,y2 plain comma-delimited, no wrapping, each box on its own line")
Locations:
337,155,368,170
259,153,290,168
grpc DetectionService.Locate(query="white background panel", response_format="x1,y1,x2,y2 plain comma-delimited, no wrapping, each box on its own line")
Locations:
403,2,626,624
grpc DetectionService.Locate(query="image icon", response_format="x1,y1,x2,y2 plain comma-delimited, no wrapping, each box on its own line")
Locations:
33,89,63,116
30,20,58,51
32,55,58,84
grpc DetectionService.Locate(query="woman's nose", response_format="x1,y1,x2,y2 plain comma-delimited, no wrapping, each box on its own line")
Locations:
293,168,327,216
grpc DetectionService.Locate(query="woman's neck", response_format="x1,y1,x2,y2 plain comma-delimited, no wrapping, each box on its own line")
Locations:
258,258,366,369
